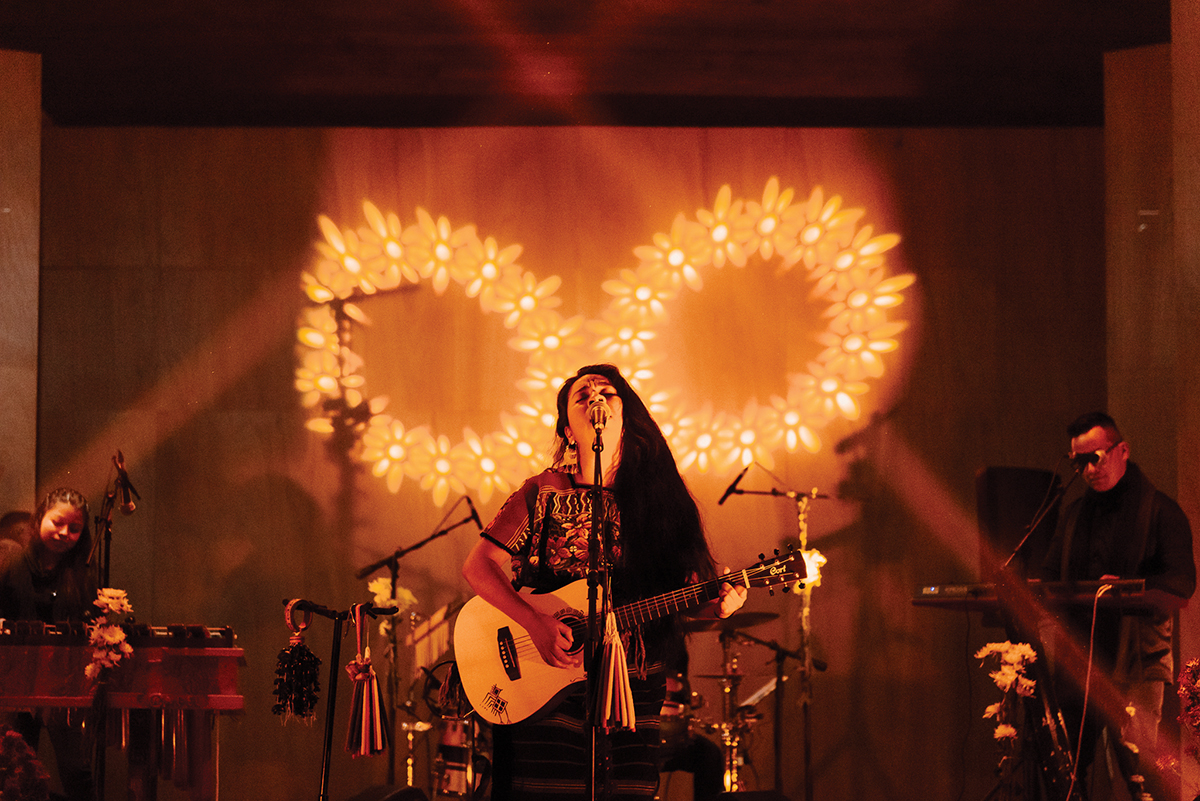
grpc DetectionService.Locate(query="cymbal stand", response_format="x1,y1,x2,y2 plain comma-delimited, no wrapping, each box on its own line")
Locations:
714,629,747,791
731,629,823,793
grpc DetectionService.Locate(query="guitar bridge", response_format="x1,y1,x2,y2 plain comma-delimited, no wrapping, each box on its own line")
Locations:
497,626,521,680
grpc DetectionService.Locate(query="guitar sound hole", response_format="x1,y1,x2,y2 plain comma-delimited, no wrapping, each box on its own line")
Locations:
561,615,586,655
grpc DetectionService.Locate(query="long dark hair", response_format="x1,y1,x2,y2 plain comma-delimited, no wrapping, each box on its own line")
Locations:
553,364,717,601
29,487,95,614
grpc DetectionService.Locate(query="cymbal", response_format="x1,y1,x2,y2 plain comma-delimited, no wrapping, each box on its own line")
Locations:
693,673,747,680
682,611,779,633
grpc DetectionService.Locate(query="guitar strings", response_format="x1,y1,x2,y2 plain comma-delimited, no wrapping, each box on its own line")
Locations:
503,561,783,664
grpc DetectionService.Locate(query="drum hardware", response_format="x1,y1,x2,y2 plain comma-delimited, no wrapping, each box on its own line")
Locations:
397,720,433,788
681,611,779,633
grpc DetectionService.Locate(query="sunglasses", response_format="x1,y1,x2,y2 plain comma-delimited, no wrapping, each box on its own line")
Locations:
1070,440,1122,469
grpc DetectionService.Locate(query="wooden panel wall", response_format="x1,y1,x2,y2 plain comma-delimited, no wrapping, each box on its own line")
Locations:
0,50,40,516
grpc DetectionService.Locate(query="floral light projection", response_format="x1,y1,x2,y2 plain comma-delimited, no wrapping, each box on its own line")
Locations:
295,178,915,506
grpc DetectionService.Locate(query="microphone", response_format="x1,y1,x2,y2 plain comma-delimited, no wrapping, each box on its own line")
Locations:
718,464,751,506
113,450,140,515
464,496,484,531
588,398,610,431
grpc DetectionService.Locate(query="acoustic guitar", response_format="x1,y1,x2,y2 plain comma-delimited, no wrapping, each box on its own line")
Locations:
453,550,807,725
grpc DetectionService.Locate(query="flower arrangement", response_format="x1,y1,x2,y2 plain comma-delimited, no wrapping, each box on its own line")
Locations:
0,725,51,801
367,577,417,639
1179,659,1200,763
85,588,134,681
976,641,1038,776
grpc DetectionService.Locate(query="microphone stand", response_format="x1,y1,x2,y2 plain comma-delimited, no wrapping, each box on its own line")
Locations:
724,486,833,503
87,452,138,801
726,471,827,801
586,418,612,801
1000,463,1077,572
354,500,480,788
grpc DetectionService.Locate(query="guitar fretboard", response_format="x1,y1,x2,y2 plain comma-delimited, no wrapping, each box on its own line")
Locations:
615,573,738,628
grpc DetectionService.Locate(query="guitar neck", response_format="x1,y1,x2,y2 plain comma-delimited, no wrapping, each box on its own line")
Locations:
615,576,725,629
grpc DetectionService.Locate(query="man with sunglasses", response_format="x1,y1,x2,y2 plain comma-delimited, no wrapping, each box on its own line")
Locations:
1042,412,1195,800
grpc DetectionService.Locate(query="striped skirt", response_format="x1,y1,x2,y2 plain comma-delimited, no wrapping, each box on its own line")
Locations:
490,672,666,800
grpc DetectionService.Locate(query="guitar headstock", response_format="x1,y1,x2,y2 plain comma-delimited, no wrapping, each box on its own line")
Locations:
741,545,818,595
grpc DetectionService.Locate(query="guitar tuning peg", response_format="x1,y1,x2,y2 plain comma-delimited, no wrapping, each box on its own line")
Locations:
758,553,765,561
774,548,780,556
768,588,775,596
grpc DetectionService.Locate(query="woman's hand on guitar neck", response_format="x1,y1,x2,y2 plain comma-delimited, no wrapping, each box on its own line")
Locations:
716,567,749,618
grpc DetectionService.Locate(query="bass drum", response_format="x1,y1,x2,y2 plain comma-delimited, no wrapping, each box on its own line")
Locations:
658,672,705,764
424,661,491,800
432,715,492,800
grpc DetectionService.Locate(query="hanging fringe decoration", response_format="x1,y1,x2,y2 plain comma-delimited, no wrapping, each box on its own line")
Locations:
345,603,389,757
272,599,322,724
597,610,636,732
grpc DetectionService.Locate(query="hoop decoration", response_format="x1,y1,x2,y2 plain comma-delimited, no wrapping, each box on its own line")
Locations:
273,599,322,725
295,179,914,506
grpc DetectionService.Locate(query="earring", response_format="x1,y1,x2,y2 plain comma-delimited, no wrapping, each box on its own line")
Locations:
563,440,578,467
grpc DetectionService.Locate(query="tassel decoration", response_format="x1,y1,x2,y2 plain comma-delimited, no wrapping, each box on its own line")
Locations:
345,603,389,757
272,599,322,724
597,610,636,732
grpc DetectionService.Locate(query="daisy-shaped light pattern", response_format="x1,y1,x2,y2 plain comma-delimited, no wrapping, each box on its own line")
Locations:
607,177,912,478
727,400,783,470
823,269,916,335
496,412,553,480
809,225,902,300
515,390,560,431
601,265,680,326
768,394,822,454
695,185,750,269
739,177,805,262
453,235,523,303
297,306,341,355
615,352,662,396
488,270,564,330
509,312,586,359
632,213,711,293
296,201,563,505
402,208,478,296
588,308,657,365
458,428,516,504
788,365,870,423
815,318,908,382
670,404,735,474
299,181,912,506
361,416,436,493
295,350,346,409
784,187,865,273
358,201,417,290
515,352,577,408
417,435,473,508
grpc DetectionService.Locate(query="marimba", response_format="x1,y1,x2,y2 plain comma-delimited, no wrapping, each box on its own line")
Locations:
0,621,244,800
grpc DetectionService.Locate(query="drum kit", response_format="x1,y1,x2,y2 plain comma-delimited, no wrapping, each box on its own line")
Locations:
674,610,783,793
392,609,784,799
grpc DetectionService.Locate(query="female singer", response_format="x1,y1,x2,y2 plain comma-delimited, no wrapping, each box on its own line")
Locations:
462,364,745,799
